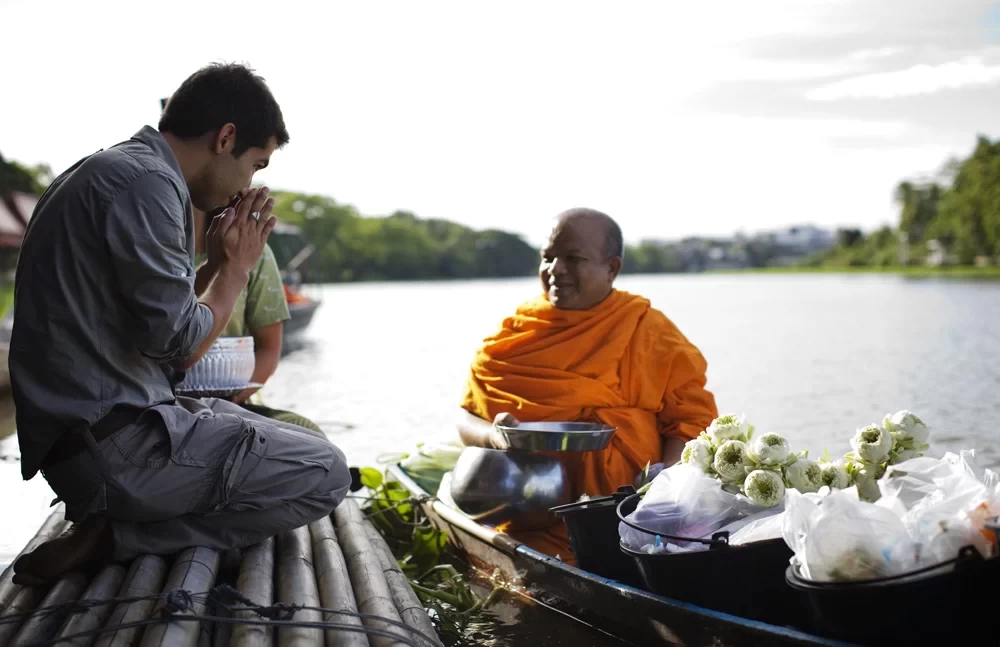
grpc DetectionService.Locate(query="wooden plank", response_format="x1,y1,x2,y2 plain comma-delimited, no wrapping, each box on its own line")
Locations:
9,572,90,647
308,516,368,647
0,505,68,608
363,524,442,647
275,526,322,647
139,547,220,647
333,500,408,647
55,564,128,647
230,540,274,647
94,555,169,647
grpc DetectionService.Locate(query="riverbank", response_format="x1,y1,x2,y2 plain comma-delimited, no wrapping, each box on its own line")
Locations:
706,265,1000,280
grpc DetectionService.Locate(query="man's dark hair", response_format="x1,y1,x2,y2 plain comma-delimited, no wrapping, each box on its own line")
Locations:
558,207,624,260
159,62,289,157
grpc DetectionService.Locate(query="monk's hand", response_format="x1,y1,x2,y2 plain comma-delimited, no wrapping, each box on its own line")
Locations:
489,413,519,450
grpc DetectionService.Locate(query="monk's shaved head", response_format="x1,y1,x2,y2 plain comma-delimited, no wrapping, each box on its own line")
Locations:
541,207,624,310
555,208,624,261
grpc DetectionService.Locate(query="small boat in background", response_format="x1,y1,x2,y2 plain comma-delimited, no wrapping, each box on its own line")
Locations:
269,222,322,345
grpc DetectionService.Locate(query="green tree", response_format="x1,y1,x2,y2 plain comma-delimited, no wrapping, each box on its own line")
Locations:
933,135,1000,262
265,190,539,283
0,151,51,195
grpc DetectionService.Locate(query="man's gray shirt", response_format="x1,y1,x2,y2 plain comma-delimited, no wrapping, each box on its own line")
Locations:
10,126,214,480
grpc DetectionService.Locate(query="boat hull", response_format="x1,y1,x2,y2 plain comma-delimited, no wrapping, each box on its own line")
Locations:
387,464,856,647
283,300,320,340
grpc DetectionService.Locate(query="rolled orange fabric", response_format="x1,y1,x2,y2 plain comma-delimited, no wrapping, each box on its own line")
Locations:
461,289,718,563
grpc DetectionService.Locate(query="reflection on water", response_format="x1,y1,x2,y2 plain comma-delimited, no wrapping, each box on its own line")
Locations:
440,577,634,647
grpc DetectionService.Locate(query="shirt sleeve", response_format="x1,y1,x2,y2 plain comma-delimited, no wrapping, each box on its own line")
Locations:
105,171,213,362
244,244,291,331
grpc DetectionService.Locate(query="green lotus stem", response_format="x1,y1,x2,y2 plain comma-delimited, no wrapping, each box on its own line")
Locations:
462,585,504,614
409,582,466,607
417,564,463,582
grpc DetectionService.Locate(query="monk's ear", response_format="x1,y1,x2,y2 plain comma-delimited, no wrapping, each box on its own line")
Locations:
608,256,622,282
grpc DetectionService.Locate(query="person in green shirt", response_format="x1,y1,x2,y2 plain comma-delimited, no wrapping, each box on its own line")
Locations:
194,207,322,433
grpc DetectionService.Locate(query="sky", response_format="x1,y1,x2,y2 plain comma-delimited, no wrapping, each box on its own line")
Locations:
2,0,1000,246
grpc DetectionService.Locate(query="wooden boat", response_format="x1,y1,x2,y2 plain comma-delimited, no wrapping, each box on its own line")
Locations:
271,225,321,344
386,464,858,647
283,293,321,341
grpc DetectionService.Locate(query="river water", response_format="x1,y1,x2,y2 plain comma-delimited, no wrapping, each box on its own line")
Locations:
1,273,998,640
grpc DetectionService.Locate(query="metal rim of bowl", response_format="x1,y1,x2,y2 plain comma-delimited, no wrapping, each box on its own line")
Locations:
495,422,618,452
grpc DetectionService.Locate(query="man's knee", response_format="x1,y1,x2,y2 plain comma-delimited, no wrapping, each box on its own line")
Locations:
288,446,351,525
318,442,351,505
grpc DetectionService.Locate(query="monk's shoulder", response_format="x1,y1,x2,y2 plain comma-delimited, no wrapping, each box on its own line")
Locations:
637,305,688,344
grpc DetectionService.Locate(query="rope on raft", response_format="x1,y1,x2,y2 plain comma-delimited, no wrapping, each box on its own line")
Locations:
0,583,441,647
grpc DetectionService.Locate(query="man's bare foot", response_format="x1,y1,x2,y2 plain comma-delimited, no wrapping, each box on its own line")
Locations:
12,515,113,586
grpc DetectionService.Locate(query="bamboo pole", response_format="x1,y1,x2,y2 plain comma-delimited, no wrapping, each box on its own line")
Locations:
0,585,48,647
332,500,408,647
139,547,220,647
54,564,128,647
0,505,68,608
9,572,90,647
94,555,169,647
363,525,442,647
230,539,273,647
275,526,322,647
308,516,368,647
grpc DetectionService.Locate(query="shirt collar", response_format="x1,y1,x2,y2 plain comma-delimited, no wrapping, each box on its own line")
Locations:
132,126,185,183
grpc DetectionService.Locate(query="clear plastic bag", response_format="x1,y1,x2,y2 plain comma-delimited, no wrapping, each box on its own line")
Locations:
782,487,918,582
395,439,465,495
881,450,999,565
619,463,754,553
725,505,786,545
784,451,1000,583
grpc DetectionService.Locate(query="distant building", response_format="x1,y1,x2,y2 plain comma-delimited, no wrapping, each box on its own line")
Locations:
925,239,946,266
771,225,837,254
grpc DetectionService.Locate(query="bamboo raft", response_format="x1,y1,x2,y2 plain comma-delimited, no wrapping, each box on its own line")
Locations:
0,500,443,647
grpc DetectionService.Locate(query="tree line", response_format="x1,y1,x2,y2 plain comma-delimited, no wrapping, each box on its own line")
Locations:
810,135,1000,268
6,133,1000,281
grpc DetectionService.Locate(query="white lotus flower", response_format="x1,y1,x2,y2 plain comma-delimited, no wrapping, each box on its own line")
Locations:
889,448,921,465
744,469,786,507
882,410,930,445
819,461,851,489
786,458,824,493
681,437,714,472
850,424,892,464
713,440,750,483
706,414,751,445
853,463,882,502
748,432,792,467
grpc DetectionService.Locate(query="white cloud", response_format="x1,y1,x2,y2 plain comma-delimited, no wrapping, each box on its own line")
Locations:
807,56,1000,100
847,47,906,61
0,0,992,242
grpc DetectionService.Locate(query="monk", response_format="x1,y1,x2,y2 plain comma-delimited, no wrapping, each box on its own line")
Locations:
456,208,718,563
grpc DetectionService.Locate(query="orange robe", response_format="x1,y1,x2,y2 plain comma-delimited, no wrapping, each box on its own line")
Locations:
461,289,718,563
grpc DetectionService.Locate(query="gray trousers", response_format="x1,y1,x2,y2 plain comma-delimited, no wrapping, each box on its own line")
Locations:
41,397,351,562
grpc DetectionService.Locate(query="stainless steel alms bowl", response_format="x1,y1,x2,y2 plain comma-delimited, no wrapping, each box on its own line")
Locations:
448,447,573,532
494,421,617,452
